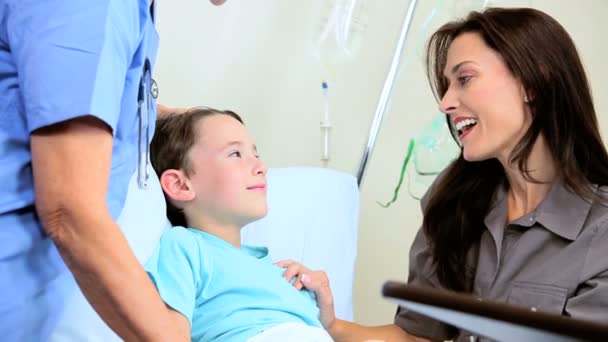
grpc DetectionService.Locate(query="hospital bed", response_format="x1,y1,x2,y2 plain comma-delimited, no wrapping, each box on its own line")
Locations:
123,165,360,322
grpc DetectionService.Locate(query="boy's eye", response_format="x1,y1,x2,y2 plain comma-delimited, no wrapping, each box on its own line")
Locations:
458,75,472,85
229,151,241,158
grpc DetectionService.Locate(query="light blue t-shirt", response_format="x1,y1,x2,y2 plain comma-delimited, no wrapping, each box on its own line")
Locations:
145,227,323,342
0,0,158,339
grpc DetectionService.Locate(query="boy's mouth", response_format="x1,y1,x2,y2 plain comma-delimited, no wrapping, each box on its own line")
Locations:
247,184,266,191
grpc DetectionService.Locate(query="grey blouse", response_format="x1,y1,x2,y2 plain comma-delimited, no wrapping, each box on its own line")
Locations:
395,181,608,341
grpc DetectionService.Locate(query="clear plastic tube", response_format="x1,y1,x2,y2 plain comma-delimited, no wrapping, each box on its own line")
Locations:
321,82,331,165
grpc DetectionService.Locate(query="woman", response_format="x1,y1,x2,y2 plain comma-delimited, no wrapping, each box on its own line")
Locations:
285,7,608,341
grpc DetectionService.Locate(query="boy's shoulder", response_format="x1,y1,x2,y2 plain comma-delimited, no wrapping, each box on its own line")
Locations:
159,226,223,250
159,226,199,247
162,225,192,236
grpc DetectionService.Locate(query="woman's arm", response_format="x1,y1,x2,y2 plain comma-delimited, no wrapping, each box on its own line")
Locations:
278,260,433,342
328,319,430,342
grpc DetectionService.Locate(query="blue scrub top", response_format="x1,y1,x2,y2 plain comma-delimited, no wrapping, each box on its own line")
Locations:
0,0,158,339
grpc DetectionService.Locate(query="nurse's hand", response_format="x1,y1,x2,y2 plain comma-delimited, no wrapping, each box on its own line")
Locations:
156,104,189,119
275,260,336,330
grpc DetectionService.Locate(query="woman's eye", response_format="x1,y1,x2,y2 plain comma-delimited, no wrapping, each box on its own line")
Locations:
458,75,472,85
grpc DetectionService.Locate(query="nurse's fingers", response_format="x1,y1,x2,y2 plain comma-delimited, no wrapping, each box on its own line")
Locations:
156,104,189,119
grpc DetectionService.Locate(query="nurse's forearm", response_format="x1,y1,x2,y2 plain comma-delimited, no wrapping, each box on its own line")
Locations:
31,116,186,341
54,212,183,340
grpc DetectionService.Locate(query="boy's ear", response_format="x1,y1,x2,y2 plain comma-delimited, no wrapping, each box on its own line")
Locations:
160,169,195,202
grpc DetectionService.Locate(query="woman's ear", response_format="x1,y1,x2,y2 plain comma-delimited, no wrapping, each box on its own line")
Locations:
521,85,534,103
160,169,195,202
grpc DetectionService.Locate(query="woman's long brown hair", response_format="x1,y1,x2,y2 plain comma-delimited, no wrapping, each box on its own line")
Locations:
424,8,608,291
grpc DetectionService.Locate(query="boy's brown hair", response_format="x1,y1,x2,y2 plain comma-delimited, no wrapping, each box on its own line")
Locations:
150,107,244,227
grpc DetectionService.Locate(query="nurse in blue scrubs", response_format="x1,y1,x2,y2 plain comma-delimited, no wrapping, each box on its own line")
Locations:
0,0,226,340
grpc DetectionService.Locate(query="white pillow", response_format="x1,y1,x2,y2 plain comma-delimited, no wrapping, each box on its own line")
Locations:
242,167,360,321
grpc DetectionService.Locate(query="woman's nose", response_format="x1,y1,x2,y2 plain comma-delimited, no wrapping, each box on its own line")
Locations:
439,87,459,114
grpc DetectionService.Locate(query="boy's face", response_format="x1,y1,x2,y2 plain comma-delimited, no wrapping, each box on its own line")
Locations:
186,115,268,226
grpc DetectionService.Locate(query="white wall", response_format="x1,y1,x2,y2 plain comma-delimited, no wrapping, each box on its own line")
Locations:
155,0,608,325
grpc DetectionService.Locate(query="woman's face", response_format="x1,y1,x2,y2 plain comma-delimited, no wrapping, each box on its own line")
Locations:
440,32,531,163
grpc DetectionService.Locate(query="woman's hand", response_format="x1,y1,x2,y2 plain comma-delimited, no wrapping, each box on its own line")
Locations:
275,260,337,330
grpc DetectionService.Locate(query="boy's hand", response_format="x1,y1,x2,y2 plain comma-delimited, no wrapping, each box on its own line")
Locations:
274,260,337,330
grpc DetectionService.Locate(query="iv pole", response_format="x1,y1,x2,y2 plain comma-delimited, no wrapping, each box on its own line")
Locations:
356,0,419,187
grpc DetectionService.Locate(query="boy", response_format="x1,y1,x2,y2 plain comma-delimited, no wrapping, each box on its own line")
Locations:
146,107,333,341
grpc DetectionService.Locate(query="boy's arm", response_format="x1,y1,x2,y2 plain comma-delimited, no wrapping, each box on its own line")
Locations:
145,227,201,340
167,306,191,339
